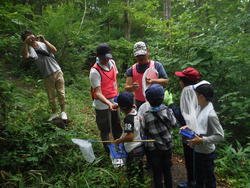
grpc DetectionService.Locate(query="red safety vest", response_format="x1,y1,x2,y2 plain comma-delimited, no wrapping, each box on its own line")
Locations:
132,61,155,102
91,61,118,99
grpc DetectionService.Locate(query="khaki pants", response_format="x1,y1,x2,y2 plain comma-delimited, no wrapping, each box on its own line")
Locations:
44,71,65,112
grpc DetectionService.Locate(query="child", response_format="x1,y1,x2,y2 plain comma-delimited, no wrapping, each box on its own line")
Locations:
182,81,224,188
114,92,144,188
141,84,176,188
175,67,201,188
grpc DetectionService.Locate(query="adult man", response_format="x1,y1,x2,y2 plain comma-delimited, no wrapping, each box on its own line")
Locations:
89,43,122,153
125,41,168,109
22,30,67,121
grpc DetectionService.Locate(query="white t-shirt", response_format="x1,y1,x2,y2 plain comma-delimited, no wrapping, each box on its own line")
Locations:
28,42,61,78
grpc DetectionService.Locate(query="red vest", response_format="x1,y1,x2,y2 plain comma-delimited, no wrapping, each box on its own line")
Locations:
91,62,118,99
132,61,155,102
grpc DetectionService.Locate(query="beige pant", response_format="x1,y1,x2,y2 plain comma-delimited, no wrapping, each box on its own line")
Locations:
44,71,65,112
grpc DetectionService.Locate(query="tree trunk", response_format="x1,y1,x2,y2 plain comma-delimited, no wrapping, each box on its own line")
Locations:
164,0,171,20
124,0,131,40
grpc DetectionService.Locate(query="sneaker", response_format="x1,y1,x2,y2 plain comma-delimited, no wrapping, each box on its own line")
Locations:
177,182,188,188
61,112,67,120
48,113,58,121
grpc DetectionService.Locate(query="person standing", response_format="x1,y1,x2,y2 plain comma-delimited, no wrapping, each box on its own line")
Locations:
22,30,67,121
175,67,201,188
182,81,224,188
125,41,168,109
89,43,122,153
141,84,176,188
114,92,144,188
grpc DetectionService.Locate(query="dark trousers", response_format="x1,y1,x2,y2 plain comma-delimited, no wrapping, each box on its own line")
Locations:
127,147,144,188
95,109,122,153
195,151,216,188
183,142,195,185
146,149,173,188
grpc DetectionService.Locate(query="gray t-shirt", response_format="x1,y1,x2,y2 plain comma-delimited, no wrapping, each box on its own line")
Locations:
28,42,61,78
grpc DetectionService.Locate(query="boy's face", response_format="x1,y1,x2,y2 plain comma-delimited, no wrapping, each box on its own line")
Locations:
98,56,110,65
196,92,203,105
179,79,185,89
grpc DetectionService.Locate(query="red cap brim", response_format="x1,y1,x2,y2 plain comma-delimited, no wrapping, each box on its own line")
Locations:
175,71,185,77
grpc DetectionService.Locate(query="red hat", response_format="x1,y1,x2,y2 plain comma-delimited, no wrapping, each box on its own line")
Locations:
175,67,201,82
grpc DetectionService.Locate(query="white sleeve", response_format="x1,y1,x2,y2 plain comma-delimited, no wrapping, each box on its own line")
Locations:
89,68,101,88
38,42,50,53
28,46,38,59
202,113,224,144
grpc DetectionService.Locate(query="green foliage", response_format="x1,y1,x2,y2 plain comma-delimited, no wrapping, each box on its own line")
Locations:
0,76,126,187
0,0,250,187
218,92,250,144
0,72,14,122
216,141,250,187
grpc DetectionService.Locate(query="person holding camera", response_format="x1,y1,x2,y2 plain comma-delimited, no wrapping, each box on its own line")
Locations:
21,30,67,121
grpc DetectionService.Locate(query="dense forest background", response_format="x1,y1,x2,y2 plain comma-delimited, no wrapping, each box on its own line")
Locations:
0,0,249,187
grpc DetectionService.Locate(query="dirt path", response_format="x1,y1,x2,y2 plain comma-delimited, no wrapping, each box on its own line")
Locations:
172,155,187,187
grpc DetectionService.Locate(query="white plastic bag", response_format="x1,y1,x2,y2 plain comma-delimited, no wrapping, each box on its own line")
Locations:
72,139,95,162
180,86,199,133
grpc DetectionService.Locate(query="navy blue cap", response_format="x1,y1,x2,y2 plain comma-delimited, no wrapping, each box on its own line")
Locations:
117,92,134,110
96,43,112,59
145,84,164,107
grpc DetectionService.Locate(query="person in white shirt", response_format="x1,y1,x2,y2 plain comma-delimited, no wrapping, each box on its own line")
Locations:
22,30,67,121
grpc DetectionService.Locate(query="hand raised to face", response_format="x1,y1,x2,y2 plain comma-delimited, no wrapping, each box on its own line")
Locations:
25,35,36,45
36,35,45,42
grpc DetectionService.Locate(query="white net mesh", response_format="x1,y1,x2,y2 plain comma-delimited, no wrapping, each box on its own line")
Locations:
180,86,199,134
142,67,159,97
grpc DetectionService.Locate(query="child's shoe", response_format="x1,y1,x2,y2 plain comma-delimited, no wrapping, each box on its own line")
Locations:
177,181,188,188
61,112,67,120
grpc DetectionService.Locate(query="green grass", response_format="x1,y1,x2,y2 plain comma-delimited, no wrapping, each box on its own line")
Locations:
0,74,128,187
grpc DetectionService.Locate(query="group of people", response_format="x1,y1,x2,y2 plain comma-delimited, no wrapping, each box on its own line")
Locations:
89,42,224,188
21,30,224,188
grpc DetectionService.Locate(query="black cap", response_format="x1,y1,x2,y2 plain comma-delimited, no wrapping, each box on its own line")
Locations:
96,43,112,59
195,84,214,101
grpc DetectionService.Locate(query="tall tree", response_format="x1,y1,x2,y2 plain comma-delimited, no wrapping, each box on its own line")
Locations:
164,0,171,20
124,0,131,39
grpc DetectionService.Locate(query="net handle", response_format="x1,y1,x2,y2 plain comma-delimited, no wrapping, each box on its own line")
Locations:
88,139,155,143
